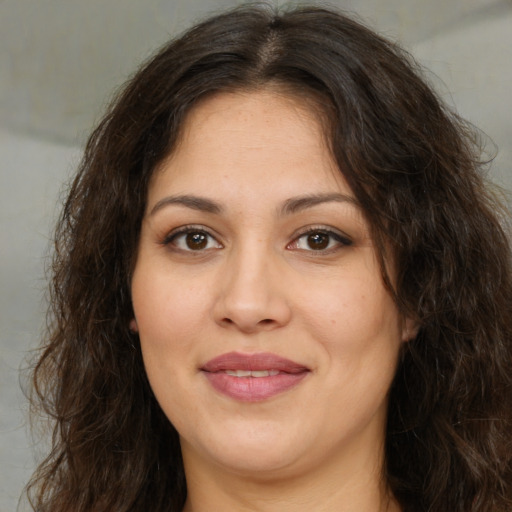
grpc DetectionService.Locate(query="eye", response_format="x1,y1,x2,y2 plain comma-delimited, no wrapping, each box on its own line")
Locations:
164,227,222,252
288,228,352,252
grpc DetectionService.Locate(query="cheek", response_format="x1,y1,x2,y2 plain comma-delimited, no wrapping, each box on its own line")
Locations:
295,270,404,404
132,270,209,417
299,273,402,347
131,268,215,413
132,269,211,346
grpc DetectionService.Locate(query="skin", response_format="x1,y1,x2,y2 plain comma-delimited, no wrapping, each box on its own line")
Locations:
131,89,412,511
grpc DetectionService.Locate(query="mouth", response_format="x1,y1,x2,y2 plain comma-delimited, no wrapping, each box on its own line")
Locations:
223,369,280,377
201,352,310,402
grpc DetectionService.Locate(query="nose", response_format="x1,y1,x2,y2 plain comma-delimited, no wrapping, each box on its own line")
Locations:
213,247,292,334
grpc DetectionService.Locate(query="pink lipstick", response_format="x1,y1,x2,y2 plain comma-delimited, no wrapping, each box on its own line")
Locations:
201,352,309,402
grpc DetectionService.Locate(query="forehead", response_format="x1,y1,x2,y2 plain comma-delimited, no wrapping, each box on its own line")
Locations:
149,89,348,200
179,88,326,143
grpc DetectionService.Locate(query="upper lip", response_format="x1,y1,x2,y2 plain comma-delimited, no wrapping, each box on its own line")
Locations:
201,351,309,374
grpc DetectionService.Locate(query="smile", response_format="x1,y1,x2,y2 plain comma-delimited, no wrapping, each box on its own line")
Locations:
201,352,310,402
224,370,280,377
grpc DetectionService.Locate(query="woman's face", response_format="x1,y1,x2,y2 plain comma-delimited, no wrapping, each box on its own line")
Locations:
131,90,412,481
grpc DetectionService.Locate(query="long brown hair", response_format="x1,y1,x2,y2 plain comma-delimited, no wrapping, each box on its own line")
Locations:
27,4,512,511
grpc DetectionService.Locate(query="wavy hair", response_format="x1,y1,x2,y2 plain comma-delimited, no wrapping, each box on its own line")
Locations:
27,4,512,511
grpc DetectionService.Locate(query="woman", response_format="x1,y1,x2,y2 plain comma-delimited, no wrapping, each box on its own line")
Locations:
27,4,512,512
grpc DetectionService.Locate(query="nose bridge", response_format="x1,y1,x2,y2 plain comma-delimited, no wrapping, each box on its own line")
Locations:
214,238,290,332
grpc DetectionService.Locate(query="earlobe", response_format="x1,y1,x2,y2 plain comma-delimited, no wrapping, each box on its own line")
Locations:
402,316,419,342
129,318,139,333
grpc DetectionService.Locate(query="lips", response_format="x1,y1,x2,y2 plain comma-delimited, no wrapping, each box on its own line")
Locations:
201,352,310,402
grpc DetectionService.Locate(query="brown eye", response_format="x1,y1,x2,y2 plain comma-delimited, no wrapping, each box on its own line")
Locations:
186,232,208,250
306,232,330,250
166,228,222,252
290,228,352,252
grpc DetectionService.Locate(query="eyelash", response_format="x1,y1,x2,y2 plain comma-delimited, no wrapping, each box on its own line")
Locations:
162,225,222,252
288,226,353,253
162,225,353,253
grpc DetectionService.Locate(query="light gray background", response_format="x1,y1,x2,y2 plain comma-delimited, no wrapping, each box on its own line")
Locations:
1,1,511,510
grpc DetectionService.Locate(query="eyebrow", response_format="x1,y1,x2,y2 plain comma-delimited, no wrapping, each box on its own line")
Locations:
149,195,223,216
149,192,359,217
280,193,359,215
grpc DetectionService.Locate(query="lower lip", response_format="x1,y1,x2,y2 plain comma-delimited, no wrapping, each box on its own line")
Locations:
203,371,308,402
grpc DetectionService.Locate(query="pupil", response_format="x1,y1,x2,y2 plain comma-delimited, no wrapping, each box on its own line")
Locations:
307,233,329,250
186,232,207,250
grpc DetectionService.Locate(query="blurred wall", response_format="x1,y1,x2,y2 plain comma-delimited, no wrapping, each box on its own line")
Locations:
1,1,511,510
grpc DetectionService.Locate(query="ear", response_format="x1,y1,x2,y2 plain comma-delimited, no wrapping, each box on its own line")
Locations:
129,318,139,333
401,316,419,342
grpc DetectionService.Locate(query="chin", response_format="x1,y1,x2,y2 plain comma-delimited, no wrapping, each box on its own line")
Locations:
181,418,310,476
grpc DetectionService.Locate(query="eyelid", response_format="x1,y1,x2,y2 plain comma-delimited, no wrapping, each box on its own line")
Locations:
288,225,353,251
160,223,352,253
162,224,223,250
